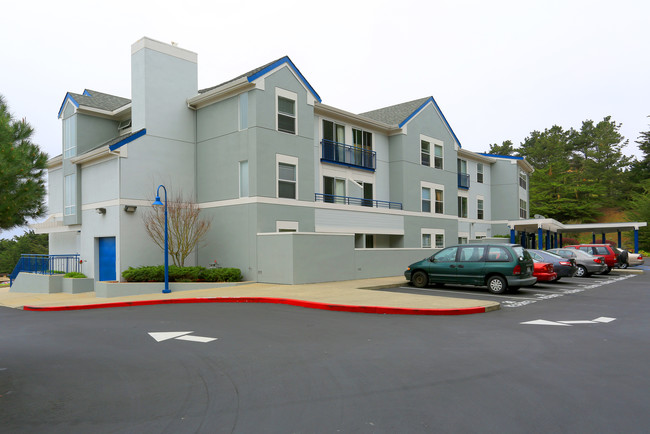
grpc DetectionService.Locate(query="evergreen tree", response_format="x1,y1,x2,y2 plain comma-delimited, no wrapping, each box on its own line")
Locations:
572,117,631,207
518,126,601,222
629,119,650,186
0,230,48,274
0,95,48,231
485,140,516,156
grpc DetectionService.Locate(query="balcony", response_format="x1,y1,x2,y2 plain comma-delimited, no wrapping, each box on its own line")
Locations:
315,193,402,210
321,139,376,171
458,173,470,189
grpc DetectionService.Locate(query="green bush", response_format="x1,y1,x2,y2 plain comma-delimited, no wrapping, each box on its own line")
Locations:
122,265,242,283
199,267,242,282
64,272,87,278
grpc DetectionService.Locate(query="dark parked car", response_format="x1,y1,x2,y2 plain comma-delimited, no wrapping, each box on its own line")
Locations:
548,248,608,277
405,244,536,294
564,244,617,274
527,249,577,281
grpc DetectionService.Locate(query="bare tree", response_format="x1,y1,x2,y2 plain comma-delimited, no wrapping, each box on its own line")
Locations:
143,192,212,267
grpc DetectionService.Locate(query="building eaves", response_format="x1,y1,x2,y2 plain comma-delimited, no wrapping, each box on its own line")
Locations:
194,55,321,105
198,57,285,94
360,96,463,147
58,89,131,118
359,97,430,126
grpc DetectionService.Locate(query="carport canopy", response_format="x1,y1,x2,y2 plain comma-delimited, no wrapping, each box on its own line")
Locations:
507,218,647,252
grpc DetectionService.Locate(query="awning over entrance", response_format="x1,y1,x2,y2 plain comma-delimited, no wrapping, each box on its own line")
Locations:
506,219,647,252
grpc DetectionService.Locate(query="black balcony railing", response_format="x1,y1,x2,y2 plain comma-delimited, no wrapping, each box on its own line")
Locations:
458,173,470,189
321,139,376,171
315,193,402,210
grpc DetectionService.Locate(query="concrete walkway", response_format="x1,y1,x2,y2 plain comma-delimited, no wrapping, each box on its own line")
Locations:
0,276,501,315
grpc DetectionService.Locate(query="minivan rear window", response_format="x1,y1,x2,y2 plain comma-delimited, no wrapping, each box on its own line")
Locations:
512,246,526,258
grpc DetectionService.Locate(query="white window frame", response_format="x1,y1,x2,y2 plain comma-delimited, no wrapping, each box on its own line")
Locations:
422,228,445,249
434,144,443,169
239,160,249,197
477,163,484,183
420,140,430,166
276,88,297,135
64,173,76,216
420,134,443,169
519,172,527,190
421,186,431,213
276,221,299,232
520,199,527,218
477,196,484,220
421,181,444,214
276,154,298,199
63,115,77,159
422,233,432,248
458,191,468,218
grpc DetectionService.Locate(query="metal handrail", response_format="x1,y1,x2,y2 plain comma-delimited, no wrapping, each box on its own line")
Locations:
315,193,402,210
9,254,81,287
320,139,376,171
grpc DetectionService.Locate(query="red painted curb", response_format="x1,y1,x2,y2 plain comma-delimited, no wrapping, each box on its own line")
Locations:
22,296,488,315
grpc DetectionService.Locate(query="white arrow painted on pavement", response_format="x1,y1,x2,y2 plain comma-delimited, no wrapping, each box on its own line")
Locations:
148,331,218,343
521,320,571,326
521,317,616,326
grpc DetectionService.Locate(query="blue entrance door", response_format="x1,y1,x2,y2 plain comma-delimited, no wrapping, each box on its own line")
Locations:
98,237,116,281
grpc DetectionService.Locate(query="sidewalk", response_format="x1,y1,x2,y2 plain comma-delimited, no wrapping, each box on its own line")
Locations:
0,276,500,315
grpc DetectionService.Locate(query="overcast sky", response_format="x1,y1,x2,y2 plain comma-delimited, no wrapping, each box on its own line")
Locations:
2,0,649,238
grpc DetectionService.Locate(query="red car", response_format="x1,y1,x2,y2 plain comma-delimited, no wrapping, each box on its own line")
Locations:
533,261,557,282
563,244,617,274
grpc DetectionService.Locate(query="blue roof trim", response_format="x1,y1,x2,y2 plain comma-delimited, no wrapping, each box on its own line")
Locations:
109,128,147,151
479,153,524,160
247,56,322,103
83,90,92,96
398,96,463,148
57,92,80,119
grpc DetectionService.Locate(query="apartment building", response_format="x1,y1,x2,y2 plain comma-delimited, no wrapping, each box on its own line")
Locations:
36,37,533,284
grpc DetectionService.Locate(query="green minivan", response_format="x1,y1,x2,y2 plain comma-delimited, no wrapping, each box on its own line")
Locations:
404,244,536,294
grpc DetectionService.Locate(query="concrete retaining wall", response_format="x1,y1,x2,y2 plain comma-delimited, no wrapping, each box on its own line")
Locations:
10,273,63,294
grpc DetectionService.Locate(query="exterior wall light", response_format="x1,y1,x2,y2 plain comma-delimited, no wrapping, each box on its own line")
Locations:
124,205,137,213
96,208,106,215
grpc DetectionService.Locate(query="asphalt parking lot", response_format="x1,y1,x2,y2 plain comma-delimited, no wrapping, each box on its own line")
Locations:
377,270,641,309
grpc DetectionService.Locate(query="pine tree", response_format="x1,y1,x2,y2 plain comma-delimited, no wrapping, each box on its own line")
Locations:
0,95,48,231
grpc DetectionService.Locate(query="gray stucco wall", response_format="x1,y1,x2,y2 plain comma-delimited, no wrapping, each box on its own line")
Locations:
490,159,520,220
47,166,63,215
76,114,119,155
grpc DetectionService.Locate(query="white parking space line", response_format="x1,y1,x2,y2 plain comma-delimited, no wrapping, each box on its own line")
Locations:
399,287,541,300
398,274,638,308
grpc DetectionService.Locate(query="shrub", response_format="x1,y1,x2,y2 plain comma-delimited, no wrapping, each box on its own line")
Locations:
122,265,242,283
64,272,87,278
199,267,242,282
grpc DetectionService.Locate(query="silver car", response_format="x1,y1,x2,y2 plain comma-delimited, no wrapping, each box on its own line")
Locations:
548,248,608,277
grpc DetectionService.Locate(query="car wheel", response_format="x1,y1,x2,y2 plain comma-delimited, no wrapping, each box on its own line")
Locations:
602,267,611,275
620,262,628,269
575,265,587,277
487,276,507,294
411,271,429,288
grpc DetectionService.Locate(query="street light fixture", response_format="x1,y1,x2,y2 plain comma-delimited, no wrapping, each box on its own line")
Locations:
152,185,171,294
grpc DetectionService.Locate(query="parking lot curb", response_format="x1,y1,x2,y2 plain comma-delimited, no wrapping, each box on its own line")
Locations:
22,296,497,315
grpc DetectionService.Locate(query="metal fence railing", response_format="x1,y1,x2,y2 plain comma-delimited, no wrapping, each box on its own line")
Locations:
9,254,81,287
321,139,376,171
315,193,403,210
